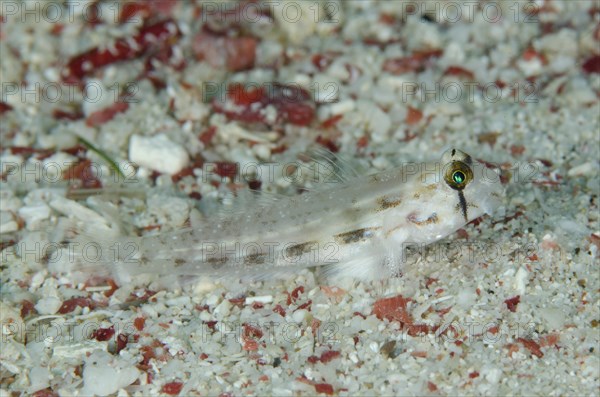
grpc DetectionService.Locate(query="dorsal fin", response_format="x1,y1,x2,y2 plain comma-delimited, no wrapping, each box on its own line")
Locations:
296,146,366,191
199,184,287,219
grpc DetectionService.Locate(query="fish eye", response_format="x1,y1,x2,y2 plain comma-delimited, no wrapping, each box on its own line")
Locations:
453,170,465,184
445,161,473,190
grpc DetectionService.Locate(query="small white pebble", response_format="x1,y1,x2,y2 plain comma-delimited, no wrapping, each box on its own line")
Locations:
292,309,308,323
27,366,50,393
245,295,273,305
329,99,355,115
568,161,599,177
514,267,529,295
34,297,62,315
30,272,46,291
369,341,379,353
18,203,51,229
205,294,220,306
81,351,140,396
48,196,107,225
483,366,503,384
213,299,232,319
540,307,566,330
0,211,18,234
129,134,189,175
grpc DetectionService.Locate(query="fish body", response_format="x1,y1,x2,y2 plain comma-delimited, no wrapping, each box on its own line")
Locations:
77,149,504,283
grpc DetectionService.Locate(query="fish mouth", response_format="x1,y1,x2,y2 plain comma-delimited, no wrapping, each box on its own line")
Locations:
472,162,505,216
481,190,505,215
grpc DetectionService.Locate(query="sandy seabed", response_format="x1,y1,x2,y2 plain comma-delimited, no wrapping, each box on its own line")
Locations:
1,1,599,396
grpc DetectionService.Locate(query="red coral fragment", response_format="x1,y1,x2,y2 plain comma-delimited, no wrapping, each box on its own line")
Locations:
321,286,346,302
198,126,217,145
58,297,95,314
427,381,438,392
281,101,315,126
522,47,547,64
91,326,115,341
63,20,179,83
315,135,339,153
517,337,543,358
119,2,149,22
287,286,305,304
161,382,184,395
228,83,265,105
405,106,423,125
373,295,412,323
228,296,246,306
128,289,157,303
444,66,475,80
204,321,217,331
356,135,369,149
314,383,335,395
103,278,119,297
312,53,337,71
63,159,102,189
213,162,239,180
321,114,343,129
192,32,257,72
241,326,261,351
373,294,430,336
85,102,129,127
504,295,521,312
171,155,205,183
243,323,264,340
540,333,560,348
272,304,286,317
0,101,13,115
119,1,177,24
20,299,36,318
320,350,341,363
382,49,443,75
582,55,600,74
116,333,128,353
53,109,84,121
32,389,59,397
379,13,396,25
213,83,315,126
243,339,259,351
139,345,157,366
495,211,524,225
134,317,146,331
296,300,312,311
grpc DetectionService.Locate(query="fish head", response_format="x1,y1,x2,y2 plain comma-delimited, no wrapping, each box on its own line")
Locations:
400,148,505,244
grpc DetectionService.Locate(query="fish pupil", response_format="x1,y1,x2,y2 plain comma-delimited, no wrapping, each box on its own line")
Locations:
453,171,465,184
